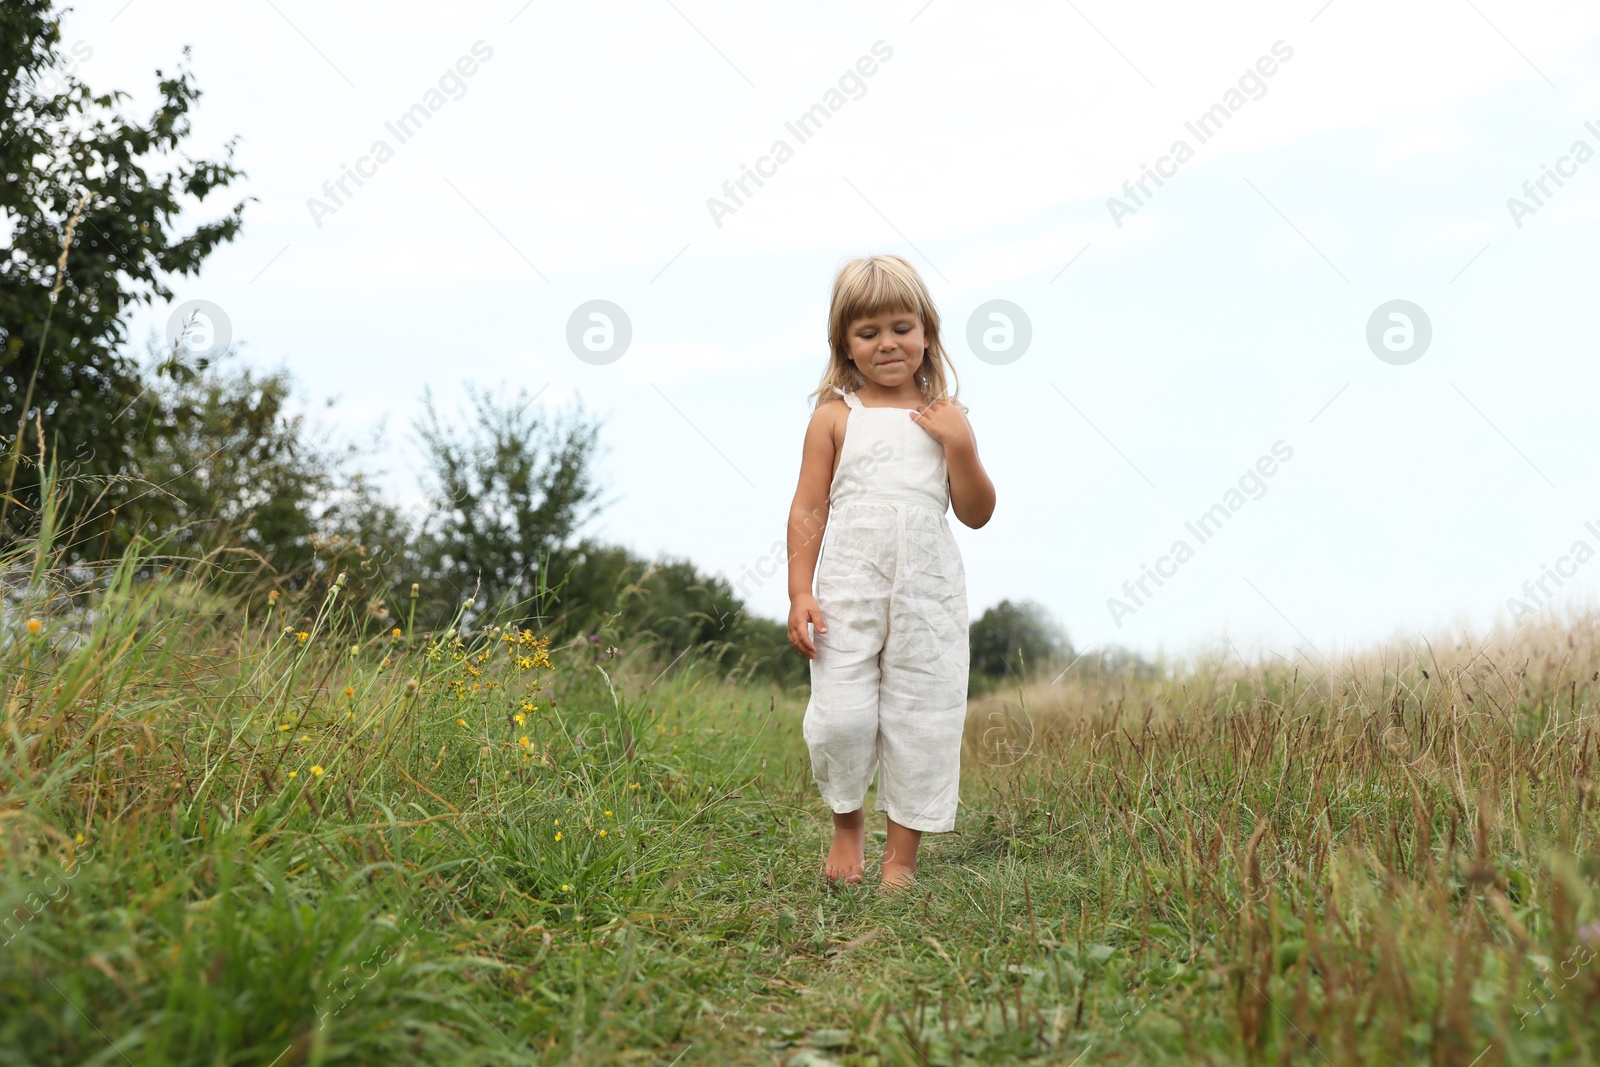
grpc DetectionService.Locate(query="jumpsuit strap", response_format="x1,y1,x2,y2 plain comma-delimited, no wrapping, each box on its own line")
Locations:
833,386,863,410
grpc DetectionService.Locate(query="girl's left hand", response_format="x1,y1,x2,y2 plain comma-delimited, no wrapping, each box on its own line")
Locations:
909,400,972,451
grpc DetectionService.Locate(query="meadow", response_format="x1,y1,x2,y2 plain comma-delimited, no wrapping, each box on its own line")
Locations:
4,513,1599,1065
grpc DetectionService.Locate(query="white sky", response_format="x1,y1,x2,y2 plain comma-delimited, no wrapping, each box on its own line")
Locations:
58,0,1600,663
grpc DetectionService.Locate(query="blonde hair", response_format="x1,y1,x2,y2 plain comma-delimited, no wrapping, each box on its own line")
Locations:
809,253,967,414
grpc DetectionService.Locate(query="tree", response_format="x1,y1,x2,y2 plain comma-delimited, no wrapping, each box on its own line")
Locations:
536,537,807,687
116,345,413,593
969,598,1072,682
412,383,607,624
1,0,249,544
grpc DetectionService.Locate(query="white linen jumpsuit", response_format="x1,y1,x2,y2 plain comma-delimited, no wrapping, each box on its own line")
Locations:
802,385,970,833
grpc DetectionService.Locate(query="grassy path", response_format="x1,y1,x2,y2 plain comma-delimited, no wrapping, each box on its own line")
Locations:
3,561,1599,1064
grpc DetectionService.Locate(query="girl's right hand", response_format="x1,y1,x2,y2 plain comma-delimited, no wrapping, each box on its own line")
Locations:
788,595,826,659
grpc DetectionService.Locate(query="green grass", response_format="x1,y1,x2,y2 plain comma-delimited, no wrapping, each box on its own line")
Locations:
4,534,1600,1064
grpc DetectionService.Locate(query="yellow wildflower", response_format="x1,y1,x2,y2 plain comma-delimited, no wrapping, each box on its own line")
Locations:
26,618,42,634
560,884,571,891
604,810,612,817
599,829,607,837
555,832,562,841
288,770,298,779
296,631,309,643
456,718,467,727
392,627,402,638
74,833,84,844
278,724,290,732
300,734,312,742
311,765,325,777
381,657,391,667
518,736,530,748
514,713,526,725
268,590,280,602
343,687,354,697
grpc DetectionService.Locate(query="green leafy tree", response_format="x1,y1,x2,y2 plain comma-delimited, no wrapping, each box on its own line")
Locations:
411,383,606,625
122,346,413,596
969,598,1072,683
540,537,806,687
1,0,249,543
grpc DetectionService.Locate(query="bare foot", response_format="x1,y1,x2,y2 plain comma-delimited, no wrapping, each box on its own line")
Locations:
880,816,922,891
824,809,865,884
879,861,917,891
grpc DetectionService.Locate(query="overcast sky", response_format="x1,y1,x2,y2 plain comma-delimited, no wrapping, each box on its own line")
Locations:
59,0,1600,663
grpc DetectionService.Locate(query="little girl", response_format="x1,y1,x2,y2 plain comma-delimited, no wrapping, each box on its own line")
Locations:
787,253,996,890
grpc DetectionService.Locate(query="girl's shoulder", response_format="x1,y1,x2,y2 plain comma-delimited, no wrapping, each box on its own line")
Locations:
811,388,851,414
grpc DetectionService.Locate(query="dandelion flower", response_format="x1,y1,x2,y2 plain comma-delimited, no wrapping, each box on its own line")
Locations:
288,770,299,779
26,618,42,634
392,627,402,638
296,631,310,643
343,686,354,697
519,736,531,748
311,765,325,777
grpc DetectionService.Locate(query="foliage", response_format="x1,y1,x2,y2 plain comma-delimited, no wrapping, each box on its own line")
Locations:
0,0,249,539
969,597,1072,685
543,537,808,690
410,382,605,625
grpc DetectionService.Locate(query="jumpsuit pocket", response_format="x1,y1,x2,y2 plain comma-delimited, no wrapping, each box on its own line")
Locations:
815,572,881,655
814,515,894,656
888,520,969,686
890,590,969,685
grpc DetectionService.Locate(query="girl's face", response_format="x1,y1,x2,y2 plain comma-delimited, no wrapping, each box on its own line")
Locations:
845,307,926,391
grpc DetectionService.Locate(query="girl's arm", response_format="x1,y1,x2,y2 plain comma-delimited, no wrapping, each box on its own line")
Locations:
914,402,995,529
946,422,996,528
786,403,840,657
